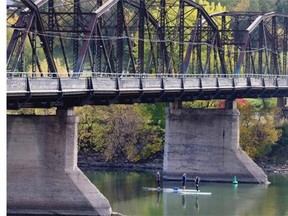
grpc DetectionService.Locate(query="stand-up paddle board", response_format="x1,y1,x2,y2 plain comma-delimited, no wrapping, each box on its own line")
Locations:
163,188,196,193
142,187,196,192
180,191,212,195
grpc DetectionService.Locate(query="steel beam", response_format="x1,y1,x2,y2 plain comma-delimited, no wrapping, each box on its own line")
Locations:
20,0,58,74
73,0,119,74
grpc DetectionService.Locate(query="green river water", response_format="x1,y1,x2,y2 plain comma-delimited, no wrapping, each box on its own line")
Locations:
84,171,288,216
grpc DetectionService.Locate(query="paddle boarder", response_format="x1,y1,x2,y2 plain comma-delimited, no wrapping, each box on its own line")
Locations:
156,171,161,189
182,173,187,190
195,176,200,191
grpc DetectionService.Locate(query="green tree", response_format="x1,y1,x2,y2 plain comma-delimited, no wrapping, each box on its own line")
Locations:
140,103,167,130
276,0,288,13
268,123,288,164
183,100,222,108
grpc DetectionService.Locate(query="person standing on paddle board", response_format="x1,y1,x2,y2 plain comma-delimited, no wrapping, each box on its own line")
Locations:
182,173,187,190
195,176,200,191
156,171,161,189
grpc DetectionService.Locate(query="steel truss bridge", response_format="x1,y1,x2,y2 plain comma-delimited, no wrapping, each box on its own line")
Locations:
6,0,288,109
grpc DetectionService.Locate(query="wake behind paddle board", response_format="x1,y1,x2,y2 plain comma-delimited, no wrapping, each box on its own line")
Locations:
142,187,162,191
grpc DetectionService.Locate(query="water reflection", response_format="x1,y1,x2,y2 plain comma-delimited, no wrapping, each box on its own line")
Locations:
181,195,186,209
157,191,160,206
84,170,288,216
195,197,199,211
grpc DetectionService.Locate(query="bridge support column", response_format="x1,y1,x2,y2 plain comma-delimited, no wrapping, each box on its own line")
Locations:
163,108,269,184
7,108,112,215
277,97,287,108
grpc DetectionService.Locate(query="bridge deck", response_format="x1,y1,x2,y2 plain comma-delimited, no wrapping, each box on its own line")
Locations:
7,75,288,109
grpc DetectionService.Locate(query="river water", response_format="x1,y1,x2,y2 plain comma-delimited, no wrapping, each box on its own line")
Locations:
84,170,288,216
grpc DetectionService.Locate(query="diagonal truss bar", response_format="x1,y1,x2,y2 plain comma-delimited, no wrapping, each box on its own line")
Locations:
7,13,32,68
182,0,227,74
20,0,57,74
182,11,201,74
183,0,218,31
10,15,34,72
235,12,288,74
73,0,120,74
96,22,113,73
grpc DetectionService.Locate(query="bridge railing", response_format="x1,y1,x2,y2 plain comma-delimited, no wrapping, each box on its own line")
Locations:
6,72,288,79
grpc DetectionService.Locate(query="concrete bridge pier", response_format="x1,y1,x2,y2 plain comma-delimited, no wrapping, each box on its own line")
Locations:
163,102,269,184
7,108,112,215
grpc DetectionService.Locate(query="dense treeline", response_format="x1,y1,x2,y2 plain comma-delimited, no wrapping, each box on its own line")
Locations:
73,99,288,164
206,0,287,13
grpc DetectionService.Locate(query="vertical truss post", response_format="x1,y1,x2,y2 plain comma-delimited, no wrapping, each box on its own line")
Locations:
31,23,37,76
245,42,251,73
158,0,165,74
116,0,124,74
138,0,145,74
204,32,215,74
271,16,279,75
19,45,24,72
258,21,263,74
179,0,184,74
221,15,226,66
196,13,203,74
283,17,288,75
233,16,239,72
96,0,103,73
91,28,96,73
73,0,80,72
28,33,43,76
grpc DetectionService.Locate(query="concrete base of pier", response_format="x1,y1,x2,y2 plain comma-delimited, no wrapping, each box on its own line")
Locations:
163,108,269,184
7,108,112,215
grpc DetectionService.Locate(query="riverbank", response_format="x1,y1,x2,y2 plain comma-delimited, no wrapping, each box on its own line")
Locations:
78,153,163,172
78,153,288,174
259,163,288,174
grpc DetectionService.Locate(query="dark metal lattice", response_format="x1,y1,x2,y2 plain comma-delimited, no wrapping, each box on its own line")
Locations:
6,0,288,76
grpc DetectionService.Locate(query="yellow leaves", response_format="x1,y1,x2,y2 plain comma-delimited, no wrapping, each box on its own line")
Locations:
27,57,69,76
7,12,19,26
77,104,164,162
234,0,250,11
239,100,281,159
198,0,226,15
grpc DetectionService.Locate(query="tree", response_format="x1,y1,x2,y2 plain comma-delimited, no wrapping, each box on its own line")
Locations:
268,123,288,164
276,0,288,14
183,100,222,109
239,99,281,160
76,104,164,162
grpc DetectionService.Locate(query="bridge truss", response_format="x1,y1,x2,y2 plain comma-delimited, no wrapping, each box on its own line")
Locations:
7,0,288,77
6,0,288,109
